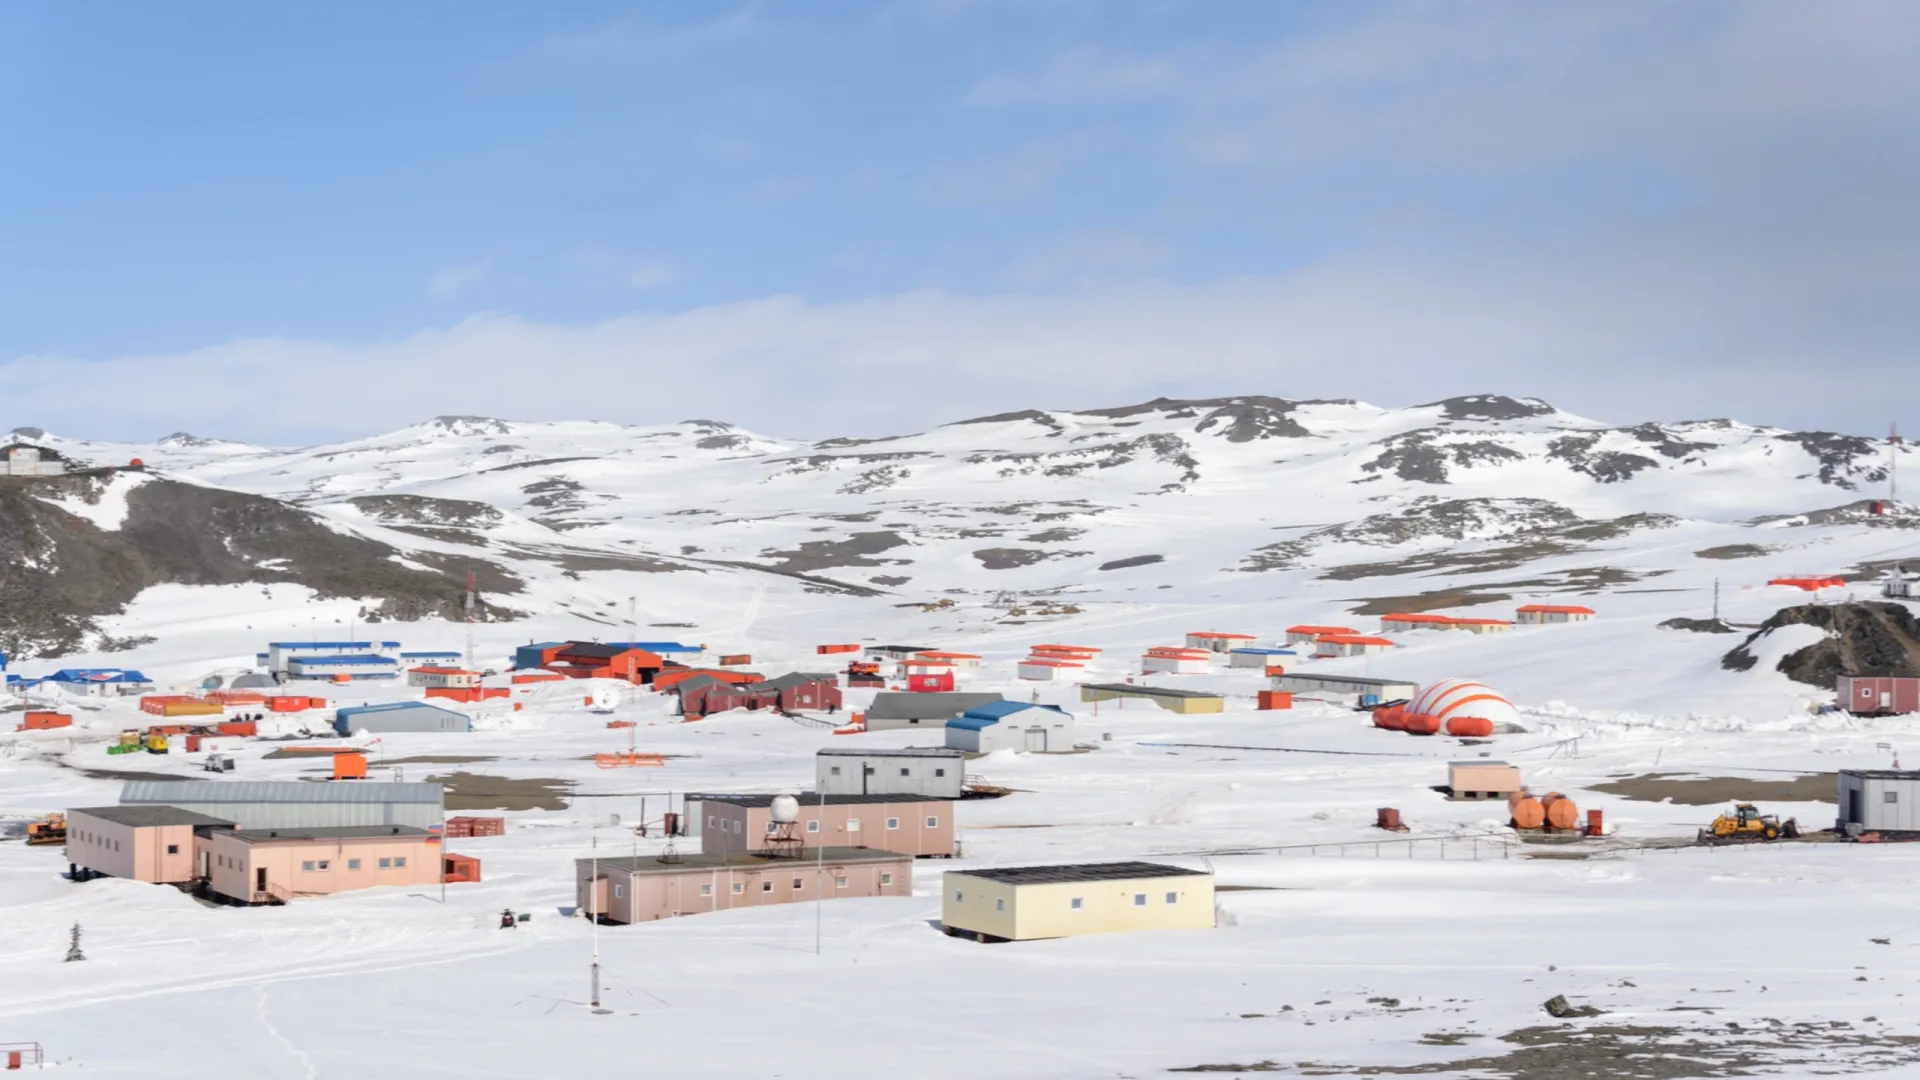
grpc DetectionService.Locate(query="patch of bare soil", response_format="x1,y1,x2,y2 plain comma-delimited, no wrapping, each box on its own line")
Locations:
1347,590,1514,616
1591,772,1835,806
1694,544,1772,560
375,755,497,765
424,771,570,812
1177,1021,1920,1077
1659,617,1738,634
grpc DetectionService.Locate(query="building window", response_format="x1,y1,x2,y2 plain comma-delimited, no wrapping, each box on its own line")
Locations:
614,884,625,898
733,882,744,894
302,861,316,872
317,860,331,871
954,889,964,902
348,859,362,870
1134,893,1147,906
836,876,848,889
395,857,407,868
1887,791,1900,804
379,857,392,869
1165,892,1178,904
806,821,820,833
887,818,899,830
793,877,804,890
700,884,713,896
733,820,743,833
766,823,778,835
762,881,773,893
1071,897,1083,910
166,844,179,855
864,766,875,775
926,816,938,828
900,768,911,777
847,818,860,832
707,815,716,829
880,873,893,886
995,898,1004,912
934,768,945,777
830,766,841,776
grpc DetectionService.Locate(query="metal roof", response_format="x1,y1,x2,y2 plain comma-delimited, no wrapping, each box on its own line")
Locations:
122,780,443,804
865,692,1004,721
1267,673,1416,688
612,641,702,653
692,792,950,807
954,861,1209,886
1229,647,1297,655
1081,683,1224,700
962,700,1069,722
817,746,962,758
336,701,467,718
269,641,400,648
756,672,837,691
70,805,236,828
288,655,397,665
582,847,906,874
1839,770,1920,779
217,825,432,843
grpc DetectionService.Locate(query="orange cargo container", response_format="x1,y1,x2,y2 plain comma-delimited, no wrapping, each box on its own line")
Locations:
1511,796,1546,830
427,687,509,703
1265,664,1287,677
1444,716,1494,737
185,735,203,752
1257,690,1293,711
445,816,505,838
511,672,563,685
19,711,72,731
816,644,861,655
717,653,752,666
215,721,257,737
333,752,368,781
1402,712,1442,736
266,696,319,712
203,690,267,705
442,853,482,884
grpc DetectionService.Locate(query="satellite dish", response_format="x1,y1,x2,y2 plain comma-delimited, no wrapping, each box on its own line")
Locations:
201,675,224,690
770,794,800,824
590,686,617,713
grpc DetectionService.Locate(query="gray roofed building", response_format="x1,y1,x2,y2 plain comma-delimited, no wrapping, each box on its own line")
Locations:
67,805,236,829
757,671,840,692
959,861,1210,886
1267,672,1418,700
862,691,1003,730
213,825,433,843
120,780,444,831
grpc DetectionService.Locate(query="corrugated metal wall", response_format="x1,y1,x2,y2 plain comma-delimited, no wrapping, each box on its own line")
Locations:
121,781,444,831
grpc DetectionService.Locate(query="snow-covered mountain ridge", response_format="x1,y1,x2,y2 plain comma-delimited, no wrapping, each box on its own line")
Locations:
4,394,1912,661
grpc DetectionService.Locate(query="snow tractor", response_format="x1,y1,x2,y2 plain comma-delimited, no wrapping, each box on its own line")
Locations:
1698,803,1801,844
25,813,67,846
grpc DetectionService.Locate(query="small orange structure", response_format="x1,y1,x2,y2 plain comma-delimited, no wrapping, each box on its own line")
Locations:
1376,807,1408,832
141,696,222,717
267,695,322,712
442,852,482,884
1285,624,1357,644
1402,712,1441,736
606,720,636,729
594,752,666,768
1584,809,1604,836
1444,716,1494,737
1768,576,1847,591
1511,795,1546,830
331,673,352,684
907,670,956,693
18,711,72,731
203,690,267,705
1257,690,1293,710
1373,705,1407,730
445,816,505,838
511,671,564,685
333,752,368,781
215,721,257,737
426,686,508,703
1541,792,1579,831
717,653,752,666
816,644,861,655
1265,664,1287,677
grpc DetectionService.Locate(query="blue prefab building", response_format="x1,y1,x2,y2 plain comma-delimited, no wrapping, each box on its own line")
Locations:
945,701,1075,755
1228,647,1298,669
267,641,402,673
334,701,473,735
512,642,568,670
286,655,401,681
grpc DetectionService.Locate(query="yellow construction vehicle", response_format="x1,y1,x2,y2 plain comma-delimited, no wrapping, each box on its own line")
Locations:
25,813,67,846
1699,803,1801,844
107,729,142,756
143,731,169,754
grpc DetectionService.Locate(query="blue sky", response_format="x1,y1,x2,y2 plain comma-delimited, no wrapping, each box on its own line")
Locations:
3,2,1917,443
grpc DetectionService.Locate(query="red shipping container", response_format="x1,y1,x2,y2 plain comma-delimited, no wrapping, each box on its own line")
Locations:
511,672,564,684
816,644,860,655
446,816,505,838
442,853,482,884
1265,665,1286,677
215,721,257,737
1257,690,1293,711
907,671,955,693
1837,675,1920,716
185,735,203,752
19,711,72,730
718,653,752,666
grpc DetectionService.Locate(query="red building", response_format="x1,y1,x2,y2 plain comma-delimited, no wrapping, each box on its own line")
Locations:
1838,675,1920,716
545,643,664,682
681,672,841,718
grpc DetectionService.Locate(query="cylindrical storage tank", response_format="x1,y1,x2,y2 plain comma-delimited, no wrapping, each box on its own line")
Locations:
1445,716,1494,738
1373,706,1403,730
1403,712,1441,736
1541,792,1579,831
1512,797,1545,830
1585,809,1604,836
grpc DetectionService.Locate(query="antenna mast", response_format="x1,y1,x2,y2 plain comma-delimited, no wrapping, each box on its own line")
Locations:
1893,423,1901,503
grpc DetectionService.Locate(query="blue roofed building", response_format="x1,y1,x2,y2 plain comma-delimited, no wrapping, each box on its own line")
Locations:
286,655,401,681
46,668,155,696
946,700,1076,755
267,641,402,674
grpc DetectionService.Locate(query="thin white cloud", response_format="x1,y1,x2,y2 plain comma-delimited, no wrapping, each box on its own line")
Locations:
576,250,676,292
425,260,491,299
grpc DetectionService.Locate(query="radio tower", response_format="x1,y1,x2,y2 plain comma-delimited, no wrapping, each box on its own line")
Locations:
1892,423,1901,503
464,570,477,672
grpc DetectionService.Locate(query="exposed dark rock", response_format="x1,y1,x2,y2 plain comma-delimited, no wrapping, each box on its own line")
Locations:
1722,602,1920,687
1543,994,1604,1018
948,409,1061,428
1773,431,1888,490
1360,432,1525,484
696,433,757,451
1696,544,1772,560
1548,434,1662,483
0,476,523,660
428,415,512,435
1022,528,1084,543
1661,617,1739,634
348,494,503,529
1098,554,1164,571
1424,394,1556,421
1628,423,1715,459
758,531,910,573
972,547,1079,570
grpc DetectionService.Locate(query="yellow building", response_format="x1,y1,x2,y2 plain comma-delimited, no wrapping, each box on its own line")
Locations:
941,861,1215,942
1079,684,1224,714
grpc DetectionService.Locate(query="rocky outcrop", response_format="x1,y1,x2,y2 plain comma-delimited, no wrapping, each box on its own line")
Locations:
1722,603,1920,688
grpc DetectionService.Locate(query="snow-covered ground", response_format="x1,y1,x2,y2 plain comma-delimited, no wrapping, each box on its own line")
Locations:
6,399,1920,1076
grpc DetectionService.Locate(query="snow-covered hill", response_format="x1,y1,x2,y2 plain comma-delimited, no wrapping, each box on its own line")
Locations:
5,394,1915,665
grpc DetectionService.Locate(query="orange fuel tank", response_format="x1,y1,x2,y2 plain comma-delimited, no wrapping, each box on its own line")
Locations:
1445,716,1494,737
1541,792,1579,830
1511,796,1545,830
1373,706,1405,730
1402,712,1441,736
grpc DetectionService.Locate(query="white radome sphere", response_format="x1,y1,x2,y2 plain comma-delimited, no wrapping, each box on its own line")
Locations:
1408,678,1521,728
770,794,800,823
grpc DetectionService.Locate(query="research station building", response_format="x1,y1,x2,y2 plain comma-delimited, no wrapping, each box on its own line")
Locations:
816,747,965,798
576,848,912,924
942,862,1215,943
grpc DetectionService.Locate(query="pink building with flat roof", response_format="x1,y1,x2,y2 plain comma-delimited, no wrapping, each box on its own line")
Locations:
695,793,957,858
66,806,236,883
198,825,444,904
575,847,912,924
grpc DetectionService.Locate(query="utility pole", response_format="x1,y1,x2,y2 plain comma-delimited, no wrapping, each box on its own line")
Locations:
1712,578,1720,622
815,788,825,956
590,835,601,1010
465,571,477,673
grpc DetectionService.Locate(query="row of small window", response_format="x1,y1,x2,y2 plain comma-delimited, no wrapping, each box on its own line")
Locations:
955,890,1181,909
74,830,121,852
702,815,940,834
827,766,947,778
609,872,895,899
294,857,406,872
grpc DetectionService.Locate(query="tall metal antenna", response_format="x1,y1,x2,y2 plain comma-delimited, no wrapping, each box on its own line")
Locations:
590,835,601,1010
1892,423,1901,503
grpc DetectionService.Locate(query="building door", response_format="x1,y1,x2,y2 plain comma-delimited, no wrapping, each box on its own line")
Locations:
255,867,267,897
1849,788,1863,826
588,876,610,919
1024,727,1047,753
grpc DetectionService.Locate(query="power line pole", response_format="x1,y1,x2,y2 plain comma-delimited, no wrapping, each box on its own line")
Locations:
1712,578,1720,622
